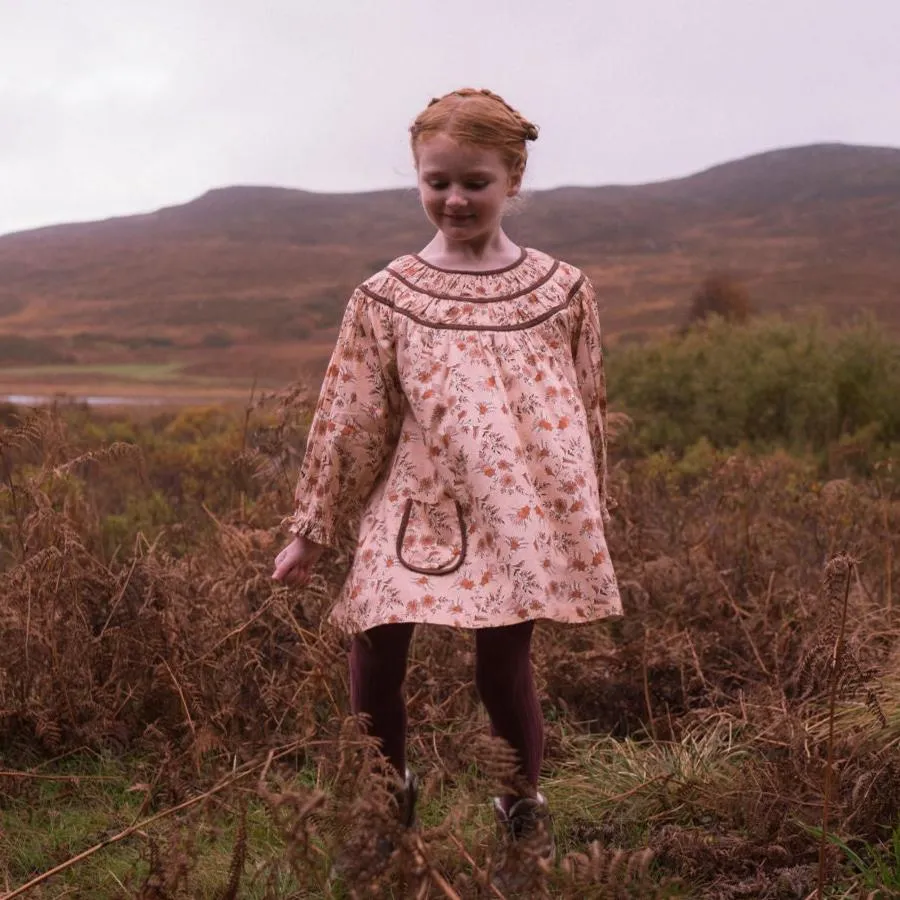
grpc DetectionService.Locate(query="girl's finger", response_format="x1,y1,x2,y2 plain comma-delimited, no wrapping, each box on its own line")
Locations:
272,561,293,581
272,559,310,584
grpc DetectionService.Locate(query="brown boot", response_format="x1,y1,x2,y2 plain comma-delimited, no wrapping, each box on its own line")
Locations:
329,768,419,882
490,792,555,893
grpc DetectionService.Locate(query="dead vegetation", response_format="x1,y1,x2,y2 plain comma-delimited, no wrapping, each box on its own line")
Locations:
1,396,899,898
685,274,754,327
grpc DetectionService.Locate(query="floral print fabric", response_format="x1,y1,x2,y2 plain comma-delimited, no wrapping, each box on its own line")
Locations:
288,248,622,632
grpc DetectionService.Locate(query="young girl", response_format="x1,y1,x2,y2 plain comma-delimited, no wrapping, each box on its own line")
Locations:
272,87,622,865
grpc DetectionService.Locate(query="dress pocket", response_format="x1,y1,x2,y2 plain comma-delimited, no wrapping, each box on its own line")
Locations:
395,497,467,575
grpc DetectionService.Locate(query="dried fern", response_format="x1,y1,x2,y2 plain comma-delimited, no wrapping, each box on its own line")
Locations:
798,554,887,727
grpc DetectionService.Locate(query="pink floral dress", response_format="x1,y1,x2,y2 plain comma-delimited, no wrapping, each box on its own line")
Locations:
288,248,622,633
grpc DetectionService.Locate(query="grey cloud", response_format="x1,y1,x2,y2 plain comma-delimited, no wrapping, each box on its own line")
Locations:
1,0,899,234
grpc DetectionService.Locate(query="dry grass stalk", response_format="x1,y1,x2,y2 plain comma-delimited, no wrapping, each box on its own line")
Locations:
816,555,855,898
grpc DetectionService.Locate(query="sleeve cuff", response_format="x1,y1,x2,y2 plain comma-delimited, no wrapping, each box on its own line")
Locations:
284,515,338,549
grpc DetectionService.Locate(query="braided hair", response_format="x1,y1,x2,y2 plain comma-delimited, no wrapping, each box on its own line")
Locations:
410,88,539,182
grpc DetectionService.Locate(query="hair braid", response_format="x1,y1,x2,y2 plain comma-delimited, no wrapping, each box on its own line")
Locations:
427,88,539,142
410,87,540,180
473,88,540,142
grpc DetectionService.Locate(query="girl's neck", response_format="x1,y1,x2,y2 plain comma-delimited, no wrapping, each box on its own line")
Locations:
418,229,521,273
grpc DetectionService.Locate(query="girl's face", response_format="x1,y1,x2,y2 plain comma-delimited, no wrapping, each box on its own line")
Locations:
416,133,520,245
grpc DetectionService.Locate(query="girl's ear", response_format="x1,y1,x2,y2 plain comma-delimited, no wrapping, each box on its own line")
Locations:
507,172,523,197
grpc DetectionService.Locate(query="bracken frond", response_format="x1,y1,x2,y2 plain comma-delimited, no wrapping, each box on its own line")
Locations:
797,554,887,728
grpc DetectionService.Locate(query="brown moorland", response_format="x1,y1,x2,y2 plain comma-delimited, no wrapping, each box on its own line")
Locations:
1,141,898,396
0,395,897,897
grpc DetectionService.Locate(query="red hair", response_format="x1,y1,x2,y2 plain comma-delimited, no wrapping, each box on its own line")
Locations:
410,88,539,183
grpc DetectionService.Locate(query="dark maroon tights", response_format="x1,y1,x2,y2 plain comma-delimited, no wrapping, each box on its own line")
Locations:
349,621,543,800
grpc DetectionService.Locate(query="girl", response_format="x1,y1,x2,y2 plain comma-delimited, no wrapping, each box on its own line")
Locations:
272,87,622,867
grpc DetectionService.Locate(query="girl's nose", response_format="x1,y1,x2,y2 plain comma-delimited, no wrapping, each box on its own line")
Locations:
445,189,466,208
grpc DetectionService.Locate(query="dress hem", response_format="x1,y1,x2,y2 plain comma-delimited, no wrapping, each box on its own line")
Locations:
328,605,624,635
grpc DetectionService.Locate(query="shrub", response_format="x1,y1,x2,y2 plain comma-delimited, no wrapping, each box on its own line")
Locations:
608,315,900,467
686,273,754,326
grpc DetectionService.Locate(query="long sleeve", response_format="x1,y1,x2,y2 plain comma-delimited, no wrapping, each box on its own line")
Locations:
571,277,611,523
287,290,403,547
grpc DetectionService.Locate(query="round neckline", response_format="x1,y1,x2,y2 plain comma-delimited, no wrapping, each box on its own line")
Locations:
410,246,528,275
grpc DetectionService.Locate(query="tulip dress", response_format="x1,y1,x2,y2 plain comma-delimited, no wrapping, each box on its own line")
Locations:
287,248,622,633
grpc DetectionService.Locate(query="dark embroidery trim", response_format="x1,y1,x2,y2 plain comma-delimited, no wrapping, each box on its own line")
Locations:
384,260,561,303
359,273,585,333
409,246,528,275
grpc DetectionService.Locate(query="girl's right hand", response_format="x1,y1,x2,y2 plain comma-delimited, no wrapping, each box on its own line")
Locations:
272,535,325,586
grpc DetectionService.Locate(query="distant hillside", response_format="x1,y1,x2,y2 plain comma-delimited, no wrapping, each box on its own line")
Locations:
1,142,899,393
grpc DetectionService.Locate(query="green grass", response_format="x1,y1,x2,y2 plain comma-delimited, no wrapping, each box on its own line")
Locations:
0,755,296,898
0,729,821,898
0,363,185,382
0,739,690,898
0,361,247,397
544,719,752,849
0,756,145,895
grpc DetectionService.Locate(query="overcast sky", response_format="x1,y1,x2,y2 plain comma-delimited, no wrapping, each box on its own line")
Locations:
1,0,898,236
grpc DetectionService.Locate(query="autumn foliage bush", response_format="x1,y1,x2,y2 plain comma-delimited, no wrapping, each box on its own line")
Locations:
685,273,754,326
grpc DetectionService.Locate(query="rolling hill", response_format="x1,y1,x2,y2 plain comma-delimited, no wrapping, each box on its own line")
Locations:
1,142,898,396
